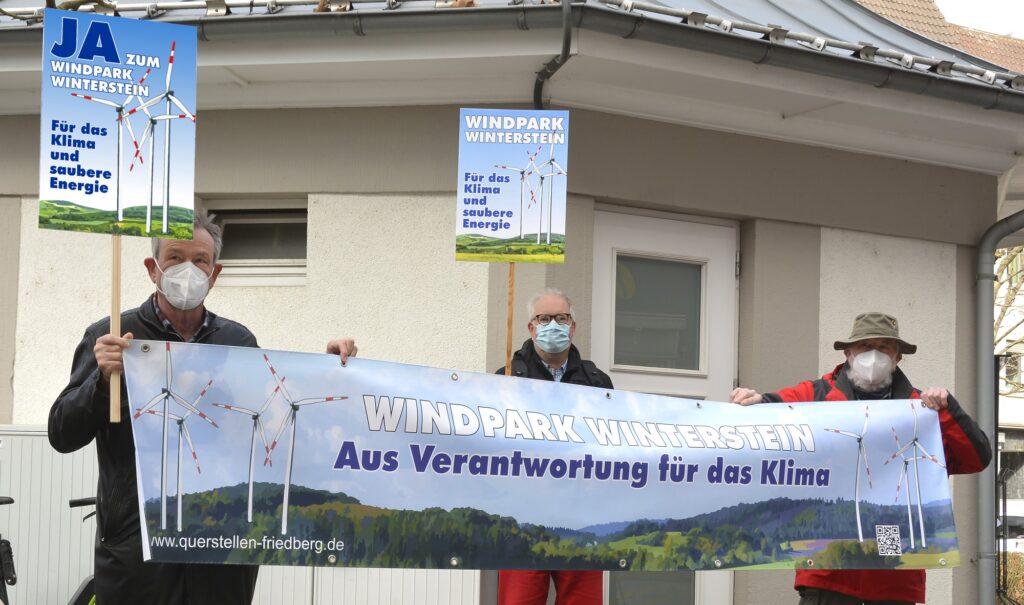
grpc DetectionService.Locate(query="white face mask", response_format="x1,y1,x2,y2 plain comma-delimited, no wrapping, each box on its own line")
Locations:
156,261,211,310
848,349,894,390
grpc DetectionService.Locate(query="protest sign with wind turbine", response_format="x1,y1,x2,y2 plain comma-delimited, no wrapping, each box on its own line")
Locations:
455,108,568,264
40,10,197,238
41,11,198,422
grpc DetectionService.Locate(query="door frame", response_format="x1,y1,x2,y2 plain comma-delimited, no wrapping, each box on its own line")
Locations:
592,204,739,605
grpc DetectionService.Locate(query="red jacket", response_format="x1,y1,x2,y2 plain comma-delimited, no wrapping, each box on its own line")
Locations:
762,363,991,603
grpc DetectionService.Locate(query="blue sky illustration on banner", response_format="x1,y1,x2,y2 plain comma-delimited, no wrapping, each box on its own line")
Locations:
456,108,569,264
39,9,196,238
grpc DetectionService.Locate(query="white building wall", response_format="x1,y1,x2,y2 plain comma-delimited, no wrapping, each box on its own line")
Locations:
819,227,959,605
13,197,155,425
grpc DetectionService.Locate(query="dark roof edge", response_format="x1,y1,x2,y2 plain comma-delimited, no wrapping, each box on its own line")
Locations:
3,3,1022,115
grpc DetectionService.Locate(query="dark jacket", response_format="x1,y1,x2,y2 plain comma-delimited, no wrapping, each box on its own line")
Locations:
48,296,258,604
763,363,991,603
496,339,613,389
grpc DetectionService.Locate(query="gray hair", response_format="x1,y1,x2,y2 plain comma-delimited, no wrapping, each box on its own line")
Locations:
527,287,575,319
151,210,223,263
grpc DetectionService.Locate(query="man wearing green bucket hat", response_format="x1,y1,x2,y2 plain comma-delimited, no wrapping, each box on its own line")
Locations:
729,312,990,605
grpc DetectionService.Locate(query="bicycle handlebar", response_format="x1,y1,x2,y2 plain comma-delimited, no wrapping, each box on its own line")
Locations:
68,498,96,508
0,498,13,507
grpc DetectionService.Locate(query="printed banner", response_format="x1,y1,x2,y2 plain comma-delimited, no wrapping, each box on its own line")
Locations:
39,9,196,239
455,108,569,264
125,341,959,571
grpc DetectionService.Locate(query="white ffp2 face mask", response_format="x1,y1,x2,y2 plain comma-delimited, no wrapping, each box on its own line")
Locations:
156,261,211,310
849,349,894,387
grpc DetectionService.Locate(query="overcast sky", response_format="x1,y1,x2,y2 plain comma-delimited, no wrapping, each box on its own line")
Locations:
934,0,1024,39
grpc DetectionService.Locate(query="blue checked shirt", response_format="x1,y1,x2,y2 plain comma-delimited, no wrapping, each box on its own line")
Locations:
545,361,568,382
151,293,210,343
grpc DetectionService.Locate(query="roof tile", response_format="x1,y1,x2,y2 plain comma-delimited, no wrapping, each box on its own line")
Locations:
855,0,960,46
857,0,1022,73
955,26,1024,74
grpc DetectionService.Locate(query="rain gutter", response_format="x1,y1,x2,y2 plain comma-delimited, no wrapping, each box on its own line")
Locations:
533,0,575,109
977,208,1024,605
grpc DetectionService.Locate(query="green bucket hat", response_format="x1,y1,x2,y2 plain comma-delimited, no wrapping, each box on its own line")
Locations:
833,312,917,354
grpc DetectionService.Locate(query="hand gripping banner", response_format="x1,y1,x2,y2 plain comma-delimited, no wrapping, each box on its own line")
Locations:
125,341,959,572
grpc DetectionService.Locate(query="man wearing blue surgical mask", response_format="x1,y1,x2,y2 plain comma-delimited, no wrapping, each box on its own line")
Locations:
495,287,612,605
48,211,358,605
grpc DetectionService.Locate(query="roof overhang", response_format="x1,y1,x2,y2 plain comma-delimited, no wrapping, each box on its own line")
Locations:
2,4,1022,184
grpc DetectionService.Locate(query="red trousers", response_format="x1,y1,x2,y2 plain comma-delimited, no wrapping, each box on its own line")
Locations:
498,570,602,605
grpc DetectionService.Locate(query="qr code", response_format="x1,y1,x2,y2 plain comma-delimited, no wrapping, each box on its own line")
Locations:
875,525,902,556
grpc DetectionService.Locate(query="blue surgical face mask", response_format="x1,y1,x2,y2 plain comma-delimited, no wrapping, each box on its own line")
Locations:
535,320,571,354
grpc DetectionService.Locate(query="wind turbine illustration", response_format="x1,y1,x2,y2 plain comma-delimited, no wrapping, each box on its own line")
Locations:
123,40,195,234
128,100,192,234
494,146,540,240
211,384,282,523
524,148,547,245
132,342,218,530
136,405,212,532
884,401,946,548
538,133,567,245
68,65,150,223
825,405,873,542
887,427,930,549
262,353,348,535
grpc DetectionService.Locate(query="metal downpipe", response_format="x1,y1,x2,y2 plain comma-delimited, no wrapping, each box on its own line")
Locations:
977,208,1024,605
533,0,573,109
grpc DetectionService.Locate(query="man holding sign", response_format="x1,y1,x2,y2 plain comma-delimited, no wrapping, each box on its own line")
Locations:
48,211,358,605
496,288,612,605
729,312,990,605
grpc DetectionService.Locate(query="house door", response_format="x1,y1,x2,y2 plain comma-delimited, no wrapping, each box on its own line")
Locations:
591,209,738,605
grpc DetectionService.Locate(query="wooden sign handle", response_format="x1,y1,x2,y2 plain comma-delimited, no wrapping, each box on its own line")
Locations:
505,262,515,376
110,234,122,423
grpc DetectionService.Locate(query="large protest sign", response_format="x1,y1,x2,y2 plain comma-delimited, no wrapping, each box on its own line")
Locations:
39,9,196,239
125,341,958,572
455,108,569,264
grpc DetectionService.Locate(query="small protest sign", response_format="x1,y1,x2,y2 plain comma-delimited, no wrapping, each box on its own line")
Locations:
456,108,569,264
39,9,197,239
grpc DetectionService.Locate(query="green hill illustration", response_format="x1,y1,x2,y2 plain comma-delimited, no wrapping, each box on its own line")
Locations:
456,234,565,263
39,199,193,238
145,484,958,571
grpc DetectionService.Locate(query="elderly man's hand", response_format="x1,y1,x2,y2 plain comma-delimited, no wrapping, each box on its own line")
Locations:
94,332,134,385
327,338,358,366
729,387,764,406
920,387,949,411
